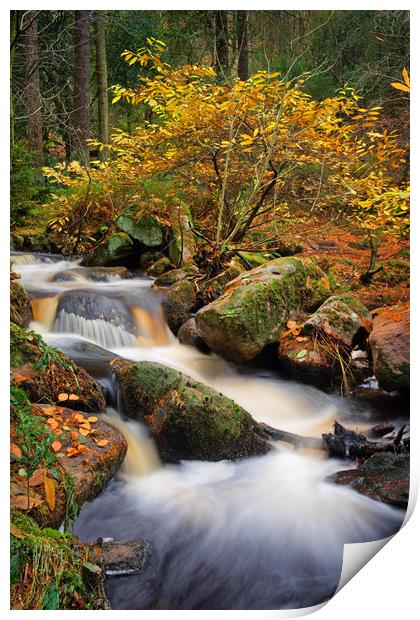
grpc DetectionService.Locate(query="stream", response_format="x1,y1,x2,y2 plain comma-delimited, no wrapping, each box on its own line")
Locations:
12,252,406,610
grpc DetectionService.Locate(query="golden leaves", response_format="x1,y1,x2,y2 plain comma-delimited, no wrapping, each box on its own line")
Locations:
44,477,56,512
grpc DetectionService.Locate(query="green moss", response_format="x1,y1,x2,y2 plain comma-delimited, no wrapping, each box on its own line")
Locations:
116,211,164,247
10,510,106,610
10,323,37,368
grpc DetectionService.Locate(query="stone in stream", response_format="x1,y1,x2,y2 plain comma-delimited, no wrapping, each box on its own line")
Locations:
91,539,151,576
51,266,130,283
278,294,371,391
10,402,127,529
110,359,271,462
161,280,197,335
369,303,409,392
153,263,199,287
178,317,210,353
146,256,175,277
10,323,106,412
56,290,136,333
195,257,332,363
327,453,409,509
10,277,33,327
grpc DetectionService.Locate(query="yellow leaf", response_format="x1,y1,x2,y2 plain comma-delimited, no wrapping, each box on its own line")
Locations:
44,477,56,512
58,393,68,402
10,523,26,539
391,82,410,93
402,67,410,88
68,394,80,401
96,439,109,447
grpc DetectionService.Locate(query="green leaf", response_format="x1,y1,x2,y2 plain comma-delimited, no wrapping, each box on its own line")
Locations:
42,584,60,610
82,561,102,574
288,350,299,359
296,349,308,359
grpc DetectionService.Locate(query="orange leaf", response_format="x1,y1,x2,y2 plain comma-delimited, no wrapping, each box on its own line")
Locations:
71,431,79,441
291,328,301,336
11,495,44,510
10,523,26,539
287,320,297,329
68,394,80,401
391,82,410,93
57,393,69,402
74,413,85,423
66,447,79,457
11,443,22,459
79,428,90,437
51,441,61,453
44,477,56,512
402,67,410,88
29,468,45,487
87,417,98,423
96,439,109,447
80,422,91,430
281,328,293,339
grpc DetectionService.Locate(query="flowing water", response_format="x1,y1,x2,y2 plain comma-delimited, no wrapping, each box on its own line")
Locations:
12,252,406,610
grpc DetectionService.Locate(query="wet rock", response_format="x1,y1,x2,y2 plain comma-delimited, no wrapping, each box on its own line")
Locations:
369,304,409,392
139,250,165,270
92,539,150,576
16,406,128,528
328,453,409,508
57,290,135,333
10,323,106,412
195,257,332,363
153,264,199,287
146,257,174,277
162,280,197,335
83,233,135,267
110,359,271,462
10,278,33,327
116,209,165,247
85,266,130,281
178,318,210,353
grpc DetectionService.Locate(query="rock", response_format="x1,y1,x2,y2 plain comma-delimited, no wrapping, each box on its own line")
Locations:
328,453,409,508
153,264,199,287
85,266,130,281
10,324,106,412
110,359,271,462
10,278,33,327
83,233,135,267
116,209,165,247
369,304,409,392
178,318,210,353
139,250,165,270
17,405,128,528
168,211,196,266
146,257,174,277
200,261,245,303
92,539,150,576
56,290,135,334
237,251,269,268
162,280,197,335
195,257,332,363
278,295,371,391
302,295,371,347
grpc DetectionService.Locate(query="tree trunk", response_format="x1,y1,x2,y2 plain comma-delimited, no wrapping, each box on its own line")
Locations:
95,10,109,161
236,10,249,81
214,11,229,77
72,10,91,166
24,11,44,168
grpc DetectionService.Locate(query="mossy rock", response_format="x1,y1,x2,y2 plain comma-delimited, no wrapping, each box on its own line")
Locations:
153,264,199,287
162,280,197,335
139,250,165,270
168,212,196,266
200,261,245,303
116,210,165,248
237,251,269,268
110,359,270,462
328,453,409,508
11,278,33,328
195,257,332,363
369,304,409,392
147,256,174,277
10,324,106,413
83,233,134,267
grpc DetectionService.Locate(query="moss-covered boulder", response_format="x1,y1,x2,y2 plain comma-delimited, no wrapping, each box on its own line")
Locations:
369,304,409,392
11,277,33,327
83,233,134,267
237,251,269,268
153,264,199,287
199,261,245,303
116,209,165,248
162,280,197,335
146,256,174,277
110,359,270,462
328,453,409,508
195,257,332,363
10,324,106,412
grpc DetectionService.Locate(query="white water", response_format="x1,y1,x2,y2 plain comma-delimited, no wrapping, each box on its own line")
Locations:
13,253,406,610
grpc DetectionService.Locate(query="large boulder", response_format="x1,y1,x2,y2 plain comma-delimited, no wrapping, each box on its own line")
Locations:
146,256,174,277
153,264,199,287
195,257,332,363
199,261,245,303
161,280,197,335
278,295,371,391
178,318,210,353
84,233,135,267
116,209,164,247
369,304,409,392
56,290,135,334
10,324,106,413
10,277,33,327
110,359,270,462
328,453,409,508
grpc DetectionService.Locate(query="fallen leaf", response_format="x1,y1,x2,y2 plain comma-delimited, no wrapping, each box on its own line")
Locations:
96,439,109,447
11,495,44,510
66,447,79,457
11,443,22,459
287,320,297,329
74,413,85,423
29,468,45,487
68,394,80,401
79,428,90,437
70,431,79,441
57,393,69,402
281,328,293,339
44,477,56,511
291,328,301,336
51,441,61,453
80,422,91,430
10,523,26,538
87,417,98,423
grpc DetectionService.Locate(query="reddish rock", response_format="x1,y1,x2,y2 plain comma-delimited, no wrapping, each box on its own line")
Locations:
369,304,409,392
